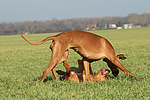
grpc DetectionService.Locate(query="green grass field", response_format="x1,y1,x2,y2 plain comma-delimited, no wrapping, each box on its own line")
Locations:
0,28,150,99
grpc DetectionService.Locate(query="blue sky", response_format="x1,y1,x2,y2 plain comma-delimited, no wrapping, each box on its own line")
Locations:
0,0,150,22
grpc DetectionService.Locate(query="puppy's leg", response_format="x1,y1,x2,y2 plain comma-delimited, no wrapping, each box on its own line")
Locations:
116,54,126,60
82,70,86,82
83,60,91,80
63,61,71,73
78,60,93,75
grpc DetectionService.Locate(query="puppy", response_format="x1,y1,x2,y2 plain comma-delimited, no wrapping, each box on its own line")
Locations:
57,54,126,82
56,61,110,82
88,68,110,82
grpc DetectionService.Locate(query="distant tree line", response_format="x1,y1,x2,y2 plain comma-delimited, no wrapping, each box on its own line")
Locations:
0,13,150,35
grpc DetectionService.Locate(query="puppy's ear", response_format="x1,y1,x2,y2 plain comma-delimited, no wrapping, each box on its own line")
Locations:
56,70,66,75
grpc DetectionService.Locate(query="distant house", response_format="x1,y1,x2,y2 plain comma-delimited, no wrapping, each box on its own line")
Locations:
86,25,91,30
123,23,133,29
147,24,150,27
104,23,117,29
23,31,29,35
85,24,97,30
0,29,4,32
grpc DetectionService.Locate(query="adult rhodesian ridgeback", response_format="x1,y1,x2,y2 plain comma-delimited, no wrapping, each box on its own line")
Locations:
56,61,110,82
21,30,134,84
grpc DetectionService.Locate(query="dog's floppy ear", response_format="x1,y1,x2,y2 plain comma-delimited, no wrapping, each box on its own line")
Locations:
56,70,66,75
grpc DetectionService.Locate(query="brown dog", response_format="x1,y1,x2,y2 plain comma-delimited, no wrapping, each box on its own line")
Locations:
57,69,110,82
21,30,134,83
56,61,110,82
57,54,126,82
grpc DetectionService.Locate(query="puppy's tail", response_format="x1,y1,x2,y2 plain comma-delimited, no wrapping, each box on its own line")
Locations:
21,35,56,45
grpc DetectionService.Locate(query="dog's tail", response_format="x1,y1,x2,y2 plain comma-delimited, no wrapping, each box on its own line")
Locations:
21,35,56,45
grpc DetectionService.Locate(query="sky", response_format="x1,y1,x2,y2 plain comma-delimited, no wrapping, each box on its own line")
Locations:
0,0,150,22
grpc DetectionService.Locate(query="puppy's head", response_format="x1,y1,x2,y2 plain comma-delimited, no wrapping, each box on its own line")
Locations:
101,68,110,76
93,68,110,82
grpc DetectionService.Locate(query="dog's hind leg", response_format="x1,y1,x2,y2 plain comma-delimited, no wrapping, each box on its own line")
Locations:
57,50,71,73
40,43,68,84
58,50,69,64
112,58,134,76
52,50,69,79
51,68,58,80
103,58,119,77
40,57,59,83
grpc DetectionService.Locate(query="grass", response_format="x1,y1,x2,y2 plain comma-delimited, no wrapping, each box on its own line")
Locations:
0,27,150,99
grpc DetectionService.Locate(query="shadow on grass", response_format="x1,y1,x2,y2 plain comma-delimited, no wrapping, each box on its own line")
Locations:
33,74,138,83
33,76,53,83
33,76,65,83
